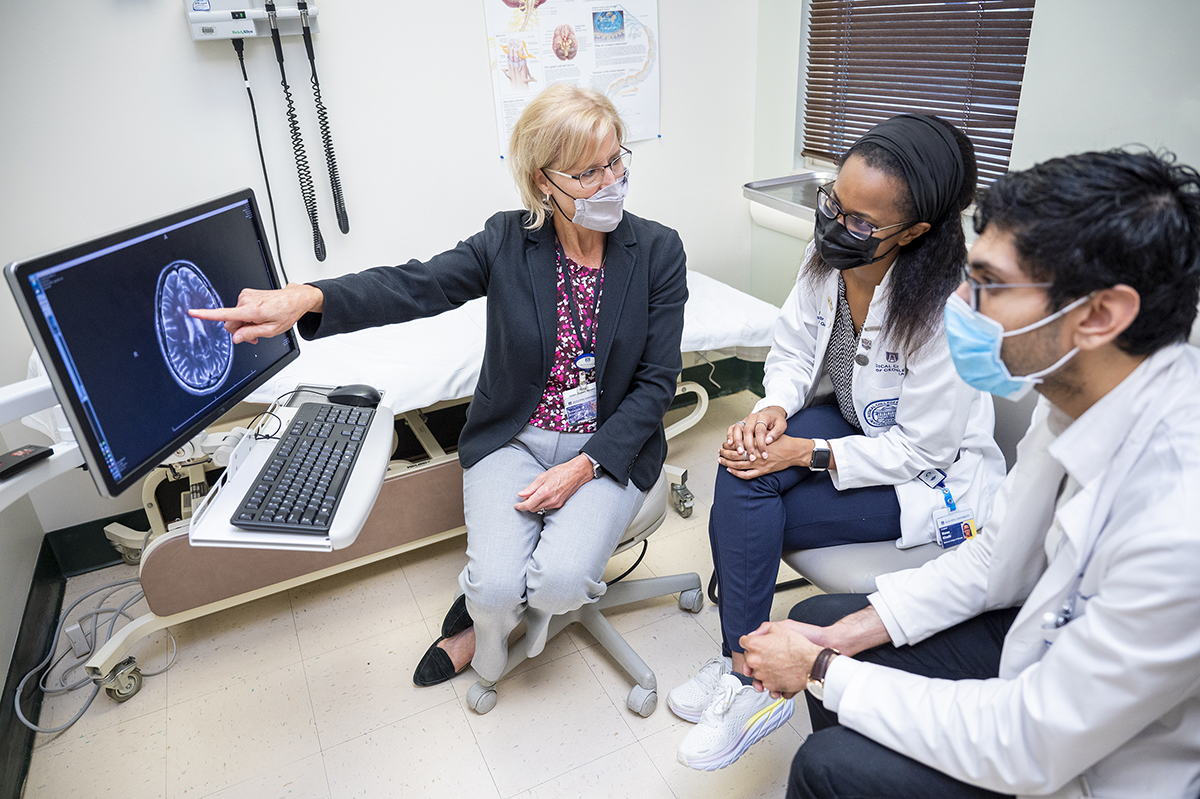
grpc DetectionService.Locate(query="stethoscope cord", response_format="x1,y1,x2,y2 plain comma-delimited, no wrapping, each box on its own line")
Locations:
299,1,349,235
267,2,326,262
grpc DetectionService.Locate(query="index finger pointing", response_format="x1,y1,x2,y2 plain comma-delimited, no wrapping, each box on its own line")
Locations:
188,306,251,322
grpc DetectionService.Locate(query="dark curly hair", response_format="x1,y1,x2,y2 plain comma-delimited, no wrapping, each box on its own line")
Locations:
975,148,1200,356
803,115,977,356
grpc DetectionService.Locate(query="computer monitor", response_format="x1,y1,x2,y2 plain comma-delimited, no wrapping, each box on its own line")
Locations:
5,188,300,498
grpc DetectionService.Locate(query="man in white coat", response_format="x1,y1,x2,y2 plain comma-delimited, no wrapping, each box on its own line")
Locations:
741,148,1200,799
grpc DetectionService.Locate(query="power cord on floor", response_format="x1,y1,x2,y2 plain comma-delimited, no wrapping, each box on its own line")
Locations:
14,577,177,733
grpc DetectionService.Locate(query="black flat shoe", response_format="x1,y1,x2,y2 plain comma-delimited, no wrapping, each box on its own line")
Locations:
413,637,465,687
441,593,473,639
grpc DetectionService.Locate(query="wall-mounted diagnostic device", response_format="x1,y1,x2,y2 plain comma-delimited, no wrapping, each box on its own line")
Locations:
185,0,318,40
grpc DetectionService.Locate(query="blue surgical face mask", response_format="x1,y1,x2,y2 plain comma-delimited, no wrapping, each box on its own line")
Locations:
943,293,1091,401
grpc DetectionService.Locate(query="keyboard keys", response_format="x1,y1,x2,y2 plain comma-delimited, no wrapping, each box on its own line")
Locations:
230,402,375,535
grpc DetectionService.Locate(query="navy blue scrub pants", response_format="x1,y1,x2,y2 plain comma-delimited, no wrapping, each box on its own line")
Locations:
787,593,1019,799
708,405,901,657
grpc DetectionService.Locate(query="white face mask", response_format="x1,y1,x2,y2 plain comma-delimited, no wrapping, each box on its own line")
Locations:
549,173,629,233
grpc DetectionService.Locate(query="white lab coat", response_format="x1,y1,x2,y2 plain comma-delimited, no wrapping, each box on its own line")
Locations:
827,344,1200,798
754,255,1006,548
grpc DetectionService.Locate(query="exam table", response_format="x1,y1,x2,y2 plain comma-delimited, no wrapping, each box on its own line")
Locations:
81,270,781,701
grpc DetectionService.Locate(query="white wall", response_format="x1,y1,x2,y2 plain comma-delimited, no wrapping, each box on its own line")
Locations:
1010,0,1200,172
0,0,771,683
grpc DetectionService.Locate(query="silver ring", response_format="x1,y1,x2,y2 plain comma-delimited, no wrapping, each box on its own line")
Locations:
754,421,769,427
536,509,546,516
736,420,747,427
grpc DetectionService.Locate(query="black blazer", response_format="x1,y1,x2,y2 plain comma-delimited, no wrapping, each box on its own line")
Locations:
298,210,688,491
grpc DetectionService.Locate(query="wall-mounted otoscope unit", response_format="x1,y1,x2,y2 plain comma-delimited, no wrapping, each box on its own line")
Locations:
185,2,319,40
185,0,348,267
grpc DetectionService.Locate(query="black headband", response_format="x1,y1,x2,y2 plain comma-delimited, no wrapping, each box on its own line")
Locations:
854,114,965,225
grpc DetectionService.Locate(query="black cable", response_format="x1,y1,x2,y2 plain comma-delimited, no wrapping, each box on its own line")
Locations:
232,38,289,284
266,1,326,262
298,1,349,234
605,540,648,586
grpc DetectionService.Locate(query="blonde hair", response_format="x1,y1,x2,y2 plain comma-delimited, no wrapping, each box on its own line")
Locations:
508,84,627,230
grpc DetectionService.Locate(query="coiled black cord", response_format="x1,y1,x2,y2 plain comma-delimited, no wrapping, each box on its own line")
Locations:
298,1,349,234
232,38,288,283
266,1,326,262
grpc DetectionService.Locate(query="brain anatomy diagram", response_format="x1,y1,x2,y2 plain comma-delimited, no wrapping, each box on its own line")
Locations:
553,25,578,61
500,0,547,32
155,260,233,396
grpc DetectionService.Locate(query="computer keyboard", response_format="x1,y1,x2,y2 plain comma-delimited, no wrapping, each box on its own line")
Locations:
230,402,375,535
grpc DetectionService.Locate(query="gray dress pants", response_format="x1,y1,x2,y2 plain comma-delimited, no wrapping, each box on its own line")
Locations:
458,424,648,682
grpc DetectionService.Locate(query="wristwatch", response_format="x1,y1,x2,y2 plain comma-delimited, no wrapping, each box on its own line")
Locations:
806,647,840,701
585,454,603,481
809,439,832,472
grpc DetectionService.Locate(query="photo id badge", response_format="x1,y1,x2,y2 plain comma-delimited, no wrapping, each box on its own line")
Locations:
932,507,976,548
563,382,597,426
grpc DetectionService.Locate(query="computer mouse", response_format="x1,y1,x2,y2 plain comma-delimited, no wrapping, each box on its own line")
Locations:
326,383,382,408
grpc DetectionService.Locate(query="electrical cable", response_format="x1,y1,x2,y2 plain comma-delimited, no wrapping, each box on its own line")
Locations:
604,540,648,586
232,37,289,284
298,0,349,234
266,1,326,262
14,578,178,733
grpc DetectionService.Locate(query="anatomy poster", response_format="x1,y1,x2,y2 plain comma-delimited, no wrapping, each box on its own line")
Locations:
484,0,660,155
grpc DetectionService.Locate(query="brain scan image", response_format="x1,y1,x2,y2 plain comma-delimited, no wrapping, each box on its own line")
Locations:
155,260,233,396
553,25,578,60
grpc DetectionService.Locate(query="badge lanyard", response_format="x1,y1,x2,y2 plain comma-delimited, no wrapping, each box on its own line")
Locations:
918,468,976,548
557,241,604,384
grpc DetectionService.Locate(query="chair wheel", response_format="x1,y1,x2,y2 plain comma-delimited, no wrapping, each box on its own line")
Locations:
678,588,704,613
627,685,657,717
466,681,497,714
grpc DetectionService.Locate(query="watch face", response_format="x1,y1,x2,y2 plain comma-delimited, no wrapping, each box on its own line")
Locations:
811,447,832,470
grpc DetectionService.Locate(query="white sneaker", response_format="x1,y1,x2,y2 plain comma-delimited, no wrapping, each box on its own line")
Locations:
676,674,794,771
667,656,732,722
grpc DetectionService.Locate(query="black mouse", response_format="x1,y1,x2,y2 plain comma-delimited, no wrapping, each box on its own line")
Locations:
326,383,381,408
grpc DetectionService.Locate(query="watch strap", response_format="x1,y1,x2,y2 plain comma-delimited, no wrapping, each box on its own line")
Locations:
806,647,840,699
809,438,832,471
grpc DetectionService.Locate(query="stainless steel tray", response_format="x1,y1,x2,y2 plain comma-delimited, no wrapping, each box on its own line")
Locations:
743,169,835,220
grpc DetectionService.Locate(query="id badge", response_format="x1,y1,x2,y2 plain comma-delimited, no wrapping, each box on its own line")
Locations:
932,507,975,548
563,381,597,426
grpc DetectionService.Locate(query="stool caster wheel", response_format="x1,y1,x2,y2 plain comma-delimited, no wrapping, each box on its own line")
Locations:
627,685,657,717
670,483,694,518
467,681,497,714
678,588,704,613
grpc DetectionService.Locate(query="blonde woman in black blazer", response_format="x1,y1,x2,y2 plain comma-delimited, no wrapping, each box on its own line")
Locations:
194,84,688,689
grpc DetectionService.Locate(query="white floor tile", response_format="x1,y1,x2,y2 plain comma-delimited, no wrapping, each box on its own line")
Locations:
394,534,469,624
304,619,456,748
525,742,675,799
166,590,303,706
463,653,636,797
21,708,168,799
322,701,500,799
166,663,319,797
203,753,330,799
289,556,419,658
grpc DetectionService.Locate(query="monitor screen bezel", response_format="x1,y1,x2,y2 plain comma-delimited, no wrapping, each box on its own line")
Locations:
4,187,301,498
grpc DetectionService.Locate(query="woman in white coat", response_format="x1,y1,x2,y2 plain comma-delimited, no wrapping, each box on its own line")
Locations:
672,114,1006,771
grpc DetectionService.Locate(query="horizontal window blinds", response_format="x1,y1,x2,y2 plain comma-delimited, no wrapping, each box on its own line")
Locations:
803,0,1035,188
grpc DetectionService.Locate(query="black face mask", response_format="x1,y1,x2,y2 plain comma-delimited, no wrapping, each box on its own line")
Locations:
813,212,906,272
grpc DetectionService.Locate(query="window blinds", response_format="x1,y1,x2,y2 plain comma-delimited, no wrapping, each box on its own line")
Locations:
803,0,1036,188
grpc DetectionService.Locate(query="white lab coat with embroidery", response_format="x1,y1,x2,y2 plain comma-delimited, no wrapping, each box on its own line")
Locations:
753,251,1005,547
825,344,1200,798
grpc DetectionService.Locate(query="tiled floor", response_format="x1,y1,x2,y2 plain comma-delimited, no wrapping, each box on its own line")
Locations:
22,391,822,799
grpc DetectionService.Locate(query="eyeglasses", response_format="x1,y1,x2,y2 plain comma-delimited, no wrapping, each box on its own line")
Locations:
816,183,913,241
545,148,632,190
961,266,1053,311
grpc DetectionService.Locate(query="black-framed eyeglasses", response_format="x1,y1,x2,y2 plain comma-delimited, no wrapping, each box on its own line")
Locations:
816,183,914,241
961,266,1053,311
545,147,632,190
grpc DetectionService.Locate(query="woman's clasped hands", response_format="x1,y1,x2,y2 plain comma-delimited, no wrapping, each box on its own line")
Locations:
719,406,823,479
